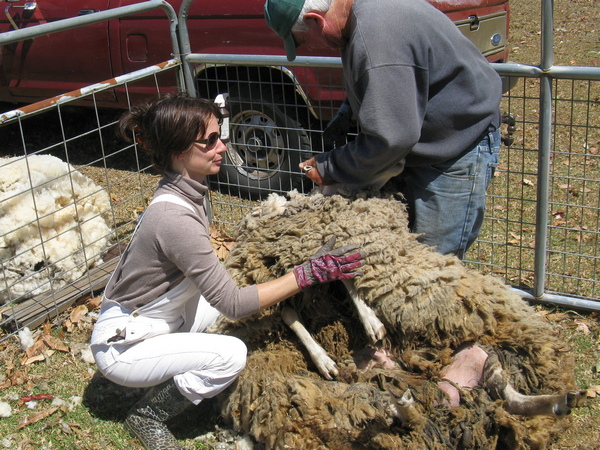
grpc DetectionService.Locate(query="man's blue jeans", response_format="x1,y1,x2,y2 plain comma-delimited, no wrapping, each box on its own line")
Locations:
400,127,501,259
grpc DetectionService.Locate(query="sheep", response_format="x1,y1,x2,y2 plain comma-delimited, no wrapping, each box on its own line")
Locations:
0,155,112,304
210,186,586,449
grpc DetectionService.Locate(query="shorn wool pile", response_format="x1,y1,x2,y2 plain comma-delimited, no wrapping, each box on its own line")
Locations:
0,155,112,304
215,187,585,449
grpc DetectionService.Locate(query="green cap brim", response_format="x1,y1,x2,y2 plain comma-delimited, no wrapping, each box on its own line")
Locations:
264,0,303,62
283,33,298,61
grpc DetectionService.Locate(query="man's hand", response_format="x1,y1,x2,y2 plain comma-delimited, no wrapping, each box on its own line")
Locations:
293,236,364,290
300,157,328,186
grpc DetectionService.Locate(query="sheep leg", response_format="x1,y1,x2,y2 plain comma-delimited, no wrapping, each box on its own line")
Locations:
281,306,338,380
387,387,427,429
342,279,386,343
482,352,587,417
438,345,587,416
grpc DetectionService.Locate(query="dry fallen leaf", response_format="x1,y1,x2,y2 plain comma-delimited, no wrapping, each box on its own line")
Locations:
64,304,91,331
42,322,52,335
4,368,30,388
586,385,600,398
42,335,70,352
523,178,535,187
25,339,47,358
23,350,55,365
69,305,89,324
546,312,571,322
88,296,103,310
60,421,73,434
574,320,591,335
18,407,59,429
210,225,237,261
21,332,70,365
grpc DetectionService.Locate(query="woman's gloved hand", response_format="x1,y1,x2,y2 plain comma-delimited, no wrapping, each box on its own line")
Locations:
293,236,364,290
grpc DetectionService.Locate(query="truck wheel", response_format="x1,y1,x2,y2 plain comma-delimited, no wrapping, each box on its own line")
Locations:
218,90,311,198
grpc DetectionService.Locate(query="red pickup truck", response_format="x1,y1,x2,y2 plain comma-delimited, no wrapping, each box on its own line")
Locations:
0,0,511,194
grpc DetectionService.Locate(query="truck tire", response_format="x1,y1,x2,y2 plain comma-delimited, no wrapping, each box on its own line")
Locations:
217,88,311,198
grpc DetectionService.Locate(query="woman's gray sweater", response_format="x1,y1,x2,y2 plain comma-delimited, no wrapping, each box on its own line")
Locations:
104,171,259,320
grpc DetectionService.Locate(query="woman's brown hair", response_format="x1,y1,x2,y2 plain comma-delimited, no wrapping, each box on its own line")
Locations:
118,93,223,174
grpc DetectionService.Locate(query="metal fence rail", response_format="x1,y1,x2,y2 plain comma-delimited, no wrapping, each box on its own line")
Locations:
0,0,599,344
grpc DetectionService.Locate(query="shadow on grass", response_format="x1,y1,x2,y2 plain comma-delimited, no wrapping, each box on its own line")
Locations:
82,371,223,440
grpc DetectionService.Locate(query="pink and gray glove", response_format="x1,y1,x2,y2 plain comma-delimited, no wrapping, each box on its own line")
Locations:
293,236,364,290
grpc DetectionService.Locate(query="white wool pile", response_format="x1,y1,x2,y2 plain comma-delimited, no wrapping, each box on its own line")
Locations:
0,155,112,304
52,396,83,412
0,401,11,418
17,327,34,351
77,344,96,364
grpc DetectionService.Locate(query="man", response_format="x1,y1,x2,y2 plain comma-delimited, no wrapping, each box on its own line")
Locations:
265,0,502,259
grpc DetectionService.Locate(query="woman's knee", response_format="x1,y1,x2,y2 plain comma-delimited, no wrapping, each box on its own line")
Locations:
226,336,248,375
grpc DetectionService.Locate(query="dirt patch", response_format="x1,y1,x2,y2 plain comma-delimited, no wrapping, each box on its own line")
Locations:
509,0,599,67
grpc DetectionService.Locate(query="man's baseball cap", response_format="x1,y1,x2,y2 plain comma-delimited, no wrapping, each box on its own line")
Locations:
264,0,305,61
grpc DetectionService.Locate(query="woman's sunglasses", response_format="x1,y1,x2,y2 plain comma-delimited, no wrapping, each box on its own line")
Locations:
194,131,221,150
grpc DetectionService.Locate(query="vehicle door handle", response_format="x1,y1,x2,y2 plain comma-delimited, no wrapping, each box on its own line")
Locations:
468,15,480,32
78,9,97,15
4,2,37,30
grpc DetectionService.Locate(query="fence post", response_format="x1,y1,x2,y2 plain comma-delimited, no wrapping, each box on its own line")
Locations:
178,0,198,97
532,0,555,300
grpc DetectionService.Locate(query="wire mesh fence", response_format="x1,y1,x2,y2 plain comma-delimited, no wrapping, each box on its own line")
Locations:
0,64,179,340
469,76,600,303
1,72,599,341
194,62,345,230
191,55,600,311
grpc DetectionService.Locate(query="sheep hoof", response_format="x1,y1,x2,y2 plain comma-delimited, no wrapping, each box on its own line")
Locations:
388,387,427,429
567,390,587,408
481,353,507,400
398,388,414,407
483,353,587,417
559,390,587,415
453,423,473,448
551,390,587,417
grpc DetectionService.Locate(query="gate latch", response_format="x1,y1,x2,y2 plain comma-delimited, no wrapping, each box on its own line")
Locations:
501,112,516,146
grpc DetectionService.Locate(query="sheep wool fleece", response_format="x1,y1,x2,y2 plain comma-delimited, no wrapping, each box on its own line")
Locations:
91,172,258,404
216,189,578,449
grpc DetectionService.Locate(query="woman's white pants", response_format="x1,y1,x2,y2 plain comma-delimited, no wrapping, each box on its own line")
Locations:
91,282,247,405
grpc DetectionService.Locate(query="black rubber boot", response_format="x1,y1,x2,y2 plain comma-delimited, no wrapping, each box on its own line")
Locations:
125,378,190,450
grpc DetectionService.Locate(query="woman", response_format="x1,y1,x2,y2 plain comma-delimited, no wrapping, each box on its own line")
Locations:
90,93,363,450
